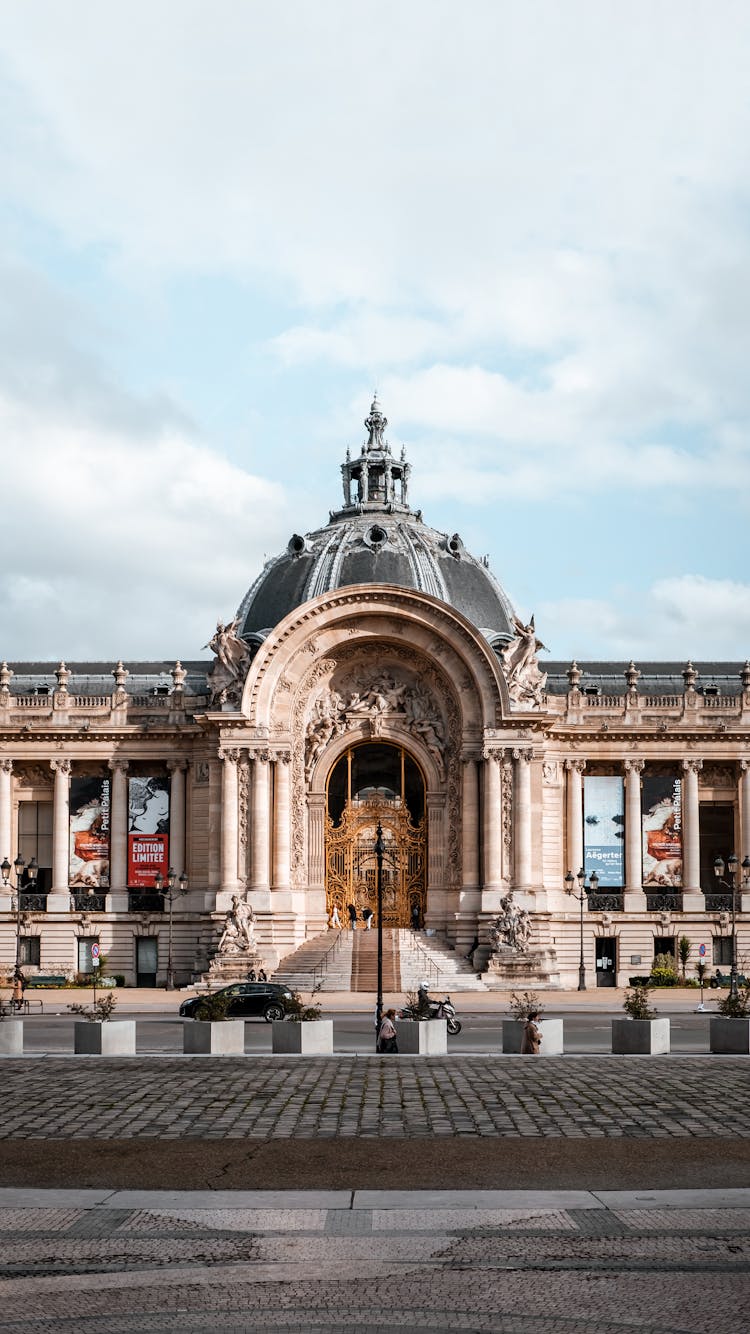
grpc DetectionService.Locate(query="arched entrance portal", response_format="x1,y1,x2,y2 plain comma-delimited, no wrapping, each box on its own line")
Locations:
325,742,426,928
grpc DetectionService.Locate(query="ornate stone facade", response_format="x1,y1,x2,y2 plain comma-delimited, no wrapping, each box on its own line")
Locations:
1,399,748,987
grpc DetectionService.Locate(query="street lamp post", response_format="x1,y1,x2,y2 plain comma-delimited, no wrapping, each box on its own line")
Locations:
154,867,189,990
1,854,39,972
375,822,385,1049
564,867,598,992
713,854,750,1002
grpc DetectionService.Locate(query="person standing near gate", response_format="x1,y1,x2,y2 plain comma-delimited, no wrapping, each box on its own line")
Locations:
347,903,357,930
362,906,373,930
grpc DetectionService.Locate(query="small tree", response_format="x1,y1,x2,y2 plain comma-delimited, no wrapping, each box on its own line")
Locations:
678,936,692,983
285,986,323,1023
623,984,656,1021
650,952,678,987
69,994,118,1022
193,991,232,1022
717,983,750,1019
509,990,544,1021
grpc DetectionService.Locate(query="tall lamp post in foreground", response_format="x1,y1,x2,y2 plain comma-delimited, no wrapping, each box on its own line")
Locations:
713,854,750,1002
1,855,39,972
375,823,385,1049
564,867,598,992
154,867,189,990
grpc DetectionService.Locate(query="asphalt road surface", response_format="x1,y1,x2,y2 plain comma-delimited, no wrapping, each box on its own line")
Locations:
17,1006,717,1055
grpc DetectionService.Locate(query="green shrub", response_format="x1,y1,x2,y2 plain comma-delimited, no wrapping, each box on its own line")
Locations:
286,988,323,1023
194,991,232,1022
650,952,678,987
68,994,118,1022
623,984,656,1020
717,984,750,1018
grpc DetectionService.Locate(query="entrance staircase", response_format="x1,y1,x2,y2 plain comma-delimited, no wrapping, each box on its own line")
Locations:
272,927,487,993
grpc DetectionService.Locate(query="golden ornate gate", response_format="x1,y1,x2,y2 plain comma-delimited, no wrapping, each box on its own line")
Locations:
325,799,426,928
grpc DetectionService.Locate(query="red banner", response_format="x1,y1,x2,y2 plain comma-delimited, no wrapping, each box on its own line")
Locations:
128,834,169,887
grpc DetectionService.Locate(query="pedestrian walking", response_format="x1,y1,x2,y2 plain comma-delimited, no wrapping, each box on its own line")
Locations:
11,968,25,1013
377,1008,399,1054
329,904,342,929
347,903,357,929
520,1010,542,1054
362,907,373,930
465,934,479,963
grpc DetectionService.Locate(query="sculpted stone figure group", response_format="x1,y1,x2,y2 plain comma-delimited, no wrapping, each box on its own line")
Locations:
499,615,547,708
218,894,256,954
304,671,446,778
206,617,253,706
488,892,532,954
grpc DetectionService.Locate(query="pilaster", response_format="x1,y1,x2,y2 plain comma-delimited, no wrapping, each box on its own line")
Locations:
624,758,647,911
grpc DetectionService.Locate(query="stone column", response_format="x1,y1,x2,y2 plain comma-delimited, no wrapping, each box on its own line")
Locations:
0,760,12,906
513,748,533,891
107,758,129,911
624,759,647,910
482,751,502,892
49,758,72,907
220,749,242,896
168,760,187,876
681,758,704,907
740,761,750,910
565,759,585,876
461,755,480,892
271,750,291,892
0,759,12,863
250,750,271,893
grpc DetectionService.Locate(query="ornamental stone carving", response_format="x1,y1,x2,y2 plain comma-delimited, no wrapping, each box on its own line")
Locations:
488,891,532,954
499,615,547,708
303,670,447,780
217,894,256,954
205,616,253,706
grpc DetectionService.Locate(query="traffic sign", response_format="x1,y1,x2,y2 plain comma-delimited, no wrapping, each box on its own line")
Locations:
91,943,100,961
699,943,706,957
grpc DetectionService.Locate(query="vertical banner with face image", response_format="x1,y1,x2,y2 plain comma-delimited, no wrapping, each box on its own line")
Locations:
583,776,625,886
642,775,682,887
127,776,170,887
69,776,111,887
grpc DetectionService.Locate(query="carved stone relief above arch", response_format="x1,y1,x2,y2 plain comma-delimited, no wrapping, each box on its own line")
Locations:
287,643,463,888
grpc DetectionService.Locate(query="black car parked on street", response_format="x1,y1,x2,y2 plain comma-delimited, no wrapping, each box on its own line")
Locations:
179,981,293,1022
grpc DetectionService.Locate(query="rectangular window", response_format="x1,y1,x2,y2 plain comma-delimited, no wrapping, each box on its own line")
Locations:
18,937,40,966
17,801,53,892
699,803,735,892
713,937,733,966
77,937,100,974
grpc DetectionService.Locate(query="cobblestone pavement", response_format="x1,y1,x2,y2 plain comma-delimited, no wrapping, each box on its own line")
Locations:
0,1190,748,1333
1,1055,750,1140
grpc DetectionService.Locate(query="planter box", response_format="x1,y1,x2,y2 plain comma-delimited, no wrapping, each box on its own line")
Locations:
183,1020,246,1055
272,1020,333,1054
502,1018,564,1055
611,1018,670,1054
395,1019,448,1055
0,1021,23,1055
710,1017,750,1054
74,1020,136,1055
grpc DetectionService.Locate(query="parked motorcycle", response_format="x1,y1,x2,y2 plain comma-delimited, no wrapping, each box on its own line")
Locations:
402,990,462,1035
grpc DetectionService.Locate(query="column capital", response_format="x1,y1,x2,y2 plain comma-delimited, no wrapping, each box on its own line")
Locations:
219,748,242,764
512,746,534,763
271,748,291,765
108,757,130,774
682,757,703,774
0,758,13,775
741,759,750,774
564,758,586,774
50,758,72,777
166,758,188,774
252,749,271,765
481,747,503,764
624,758,645,775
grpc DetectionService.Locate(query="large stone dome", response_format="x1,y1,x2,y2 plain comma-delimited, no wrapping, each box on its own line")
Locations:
237,399,517,648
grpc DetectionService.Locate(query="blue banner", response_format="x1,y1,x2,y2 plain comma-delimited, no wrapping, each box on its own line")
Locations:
583,776,625,886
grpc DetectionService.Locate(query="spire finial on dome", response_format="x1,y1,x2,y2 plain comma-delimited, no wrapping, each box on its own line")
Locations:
364,395,387,451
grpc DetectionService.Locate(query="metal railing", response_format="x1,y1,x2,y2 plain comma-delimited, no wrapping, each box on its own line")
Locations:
310,929,346,988
71,893,107,913
587,892,624,913
128,892,165,913
705,893,733,913
400,929,444,986
646,892,683,913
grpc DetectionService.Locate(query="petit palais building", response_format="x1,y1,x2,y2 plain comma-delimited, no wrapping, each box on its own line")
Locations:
1,399,749,991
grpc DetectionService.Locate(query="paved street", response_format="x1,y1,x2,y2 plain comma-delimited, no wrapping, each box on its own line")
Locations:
1,1187,749,1333
4,1004,750,1330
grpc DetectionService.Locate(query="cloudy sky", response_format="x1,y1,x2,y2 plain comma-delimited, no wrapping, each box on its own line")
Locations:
1,1,748,663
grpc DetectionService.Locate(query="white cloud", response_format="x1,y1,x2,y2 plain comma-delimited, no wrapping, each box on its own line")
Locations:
539,576,750,660
0,392,289,659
